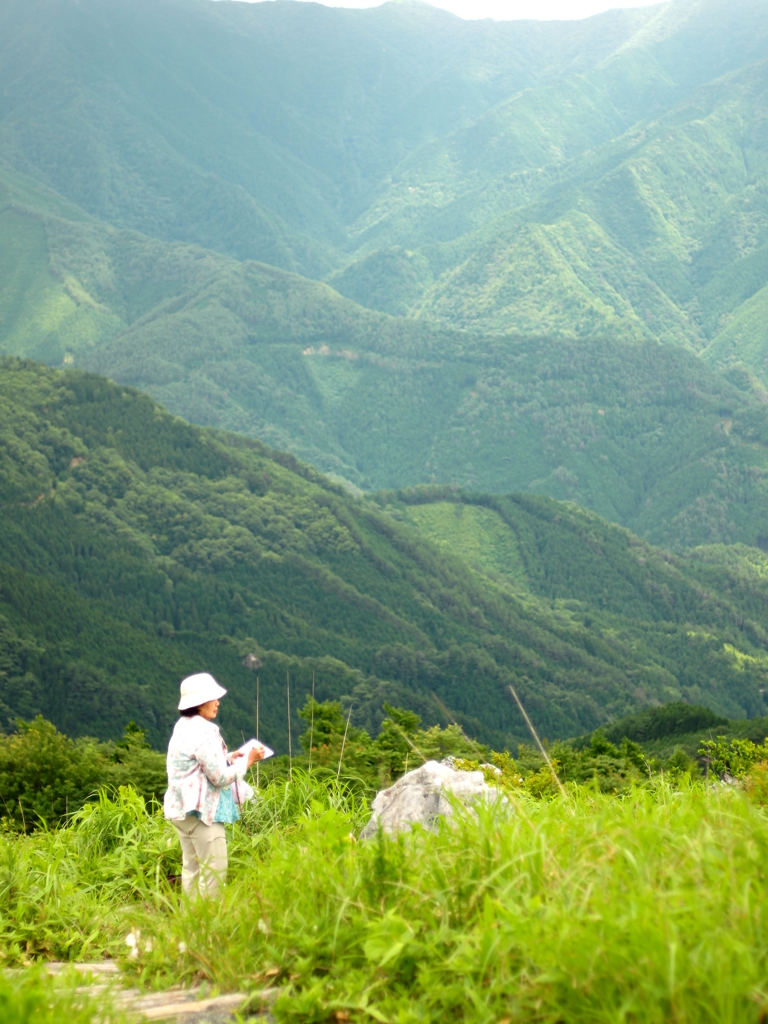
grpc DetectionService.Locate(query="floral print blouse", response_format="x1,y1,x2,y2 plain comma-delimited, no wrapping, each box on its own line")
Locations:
164,715,254,826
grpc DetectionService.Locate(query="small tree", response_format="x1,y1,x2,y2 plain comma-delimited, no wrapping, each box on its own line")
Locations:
0,717,104,831
369,704,423,781
699,736,768,780
0,718,167,831
107,721,167,803
298,697,374,778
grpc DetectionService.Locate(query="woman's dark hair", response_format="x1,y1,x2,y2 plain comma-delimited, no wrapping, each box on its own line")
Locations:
180,706,201,717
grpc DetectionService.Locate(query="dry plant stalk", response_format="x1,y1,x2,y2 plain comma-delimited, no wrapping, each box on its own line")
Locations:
430,689,488,762
308,672,315,773
388,720,428,766
287,671,292,777
508,684,568,799
337,705,353,778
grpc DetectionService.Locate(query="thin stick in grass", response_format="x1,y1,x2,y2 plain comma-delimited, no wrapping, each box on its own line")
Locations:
430,689,487,762
256,675,260,790
508,684,568,799
308,671,315,774
387,720,428,766
287,670,292,778
337,705,353,779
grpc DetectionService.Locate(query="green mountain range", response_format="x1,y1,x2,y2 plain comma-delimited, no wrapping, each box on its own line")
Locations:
0,0,767,516
3,0,768,743
4,161,768,551
0,0,676,271
335,13,768,356
2,360,768,751
2,0,766,363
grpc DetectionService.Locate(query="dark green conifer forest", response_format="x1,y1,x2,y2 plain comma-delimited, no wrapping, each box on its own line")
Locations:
2,360,768,753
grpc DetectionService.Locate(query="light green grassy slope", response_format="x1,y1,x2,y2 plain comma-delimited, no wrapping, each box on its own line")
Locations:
403,500,528,585
703,283,768,381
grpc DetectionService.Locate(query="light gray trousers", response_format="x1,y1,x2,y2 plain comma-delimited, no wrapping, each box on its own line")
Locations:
173,815,228,898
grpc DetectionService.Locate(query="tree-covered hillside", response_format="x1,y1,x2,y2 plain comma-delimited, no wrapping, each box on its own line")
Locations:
4,163,768,551
339,29,768,366
1,0,767,383
1,0,768,535
0,0,665,270
2,360,768,752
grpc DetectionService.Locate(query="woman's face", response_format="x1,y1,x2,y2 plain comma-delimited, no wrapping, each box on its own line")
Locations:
198,699,220,720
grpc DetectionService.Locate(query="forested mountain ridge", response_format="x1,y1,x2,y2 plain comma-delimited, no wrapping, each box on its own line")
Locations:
0,0,667,268
1,0,767,378
2,360,768,752
370,61,768,349
4,161,768,552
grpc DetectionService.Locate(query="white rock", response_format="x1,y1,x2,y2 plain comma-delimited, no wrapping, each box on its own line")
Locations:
360,759,507,838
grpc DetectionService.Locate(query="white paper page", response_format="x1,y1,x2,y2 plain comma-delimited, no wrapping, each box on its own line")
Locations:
235,738,274,761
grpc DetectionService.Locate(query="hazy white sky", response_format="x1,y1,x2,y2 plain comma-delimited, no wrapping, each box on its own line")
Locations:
252,0,665,22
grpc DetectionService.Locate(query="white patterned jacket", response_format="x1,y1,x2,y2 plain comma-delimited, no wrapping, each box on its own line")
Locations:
163,715,254,826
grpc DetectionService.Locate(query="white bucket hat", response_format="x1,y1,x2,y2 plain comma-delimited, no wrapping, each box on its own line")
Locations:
178,672,227,711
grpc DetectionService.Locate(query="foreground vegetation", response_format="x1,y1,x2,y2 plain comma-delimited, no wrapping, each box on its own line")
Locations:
3,766,768,1023
5,702,768,1020
0,968,122,1024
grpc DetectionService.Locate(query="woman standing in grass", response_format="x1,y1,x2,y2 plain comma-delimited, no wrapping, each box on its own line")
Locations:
164,673,264,898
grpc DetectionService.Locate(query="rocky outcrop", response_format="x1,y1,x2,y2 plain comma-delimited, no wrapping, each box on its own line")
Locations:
359,759,507,839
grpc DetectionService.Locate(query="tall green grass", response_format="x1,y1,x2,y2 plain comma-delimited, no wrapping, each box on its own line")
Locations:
0,774,364,962
0,788,178,962
237,769,371,850
130,780,768,1023
3,776,768,1022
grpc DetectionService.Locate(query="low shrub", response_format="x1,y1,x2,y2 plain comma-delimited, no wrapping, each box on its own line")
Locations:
699,735,768,779
0,718,166,831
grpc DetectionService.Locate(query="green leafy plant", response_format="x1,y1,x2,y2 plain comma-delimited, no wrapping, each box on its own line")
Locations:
698,735,768,780
0,718,166,831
